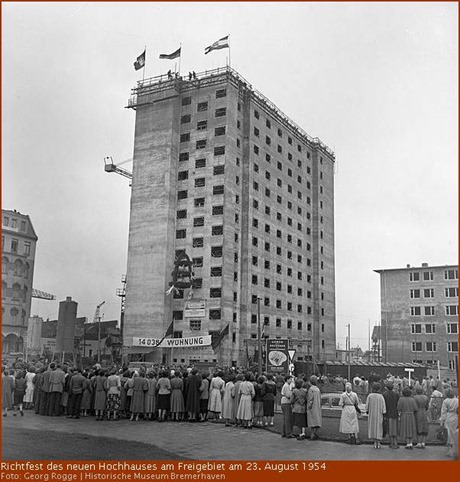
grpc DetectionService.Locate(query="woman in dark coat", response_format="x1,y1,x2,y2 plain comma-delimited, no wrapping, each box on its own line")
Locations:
93,370,107,421
262,373,277,426
397,387,418,449
185,369,201,422
413,386,429,448
130,372,148,421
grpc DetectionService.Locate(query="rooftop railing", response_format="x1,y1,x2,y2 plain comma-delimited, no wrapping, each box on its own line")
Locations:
129,66,335,158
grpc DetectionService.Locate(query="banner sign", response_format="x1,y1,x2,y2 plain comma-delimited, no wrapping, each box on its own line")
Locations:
266,338,289,373
184,299,206,318
132,335,212,348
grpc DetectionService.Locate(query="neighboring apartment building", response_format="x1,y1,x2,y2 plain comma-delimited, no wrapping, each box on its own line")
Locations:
375,263,458,371
124,66,336,366
2,209,38,354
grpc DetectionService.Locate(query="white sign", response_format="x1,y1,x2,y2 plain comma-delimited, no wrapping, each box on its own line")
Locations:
288,350,296,361
184,299,206,318
132,335,212,348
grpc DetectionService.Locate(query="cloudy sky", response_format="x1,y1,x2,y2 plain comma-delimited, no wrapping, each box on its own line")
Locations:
2,2,458,350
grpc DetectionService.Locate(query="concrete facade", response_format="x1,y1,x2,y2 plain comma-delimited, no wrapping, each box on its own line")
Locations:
375,263,458,370
2,209,38,355
124,67,336,366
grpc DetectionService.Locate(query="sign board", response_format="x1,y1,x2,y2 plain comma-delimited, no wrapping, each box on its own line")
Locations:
288,350,296,361
184,299,206,318
132,335,212,348
266,339,289,374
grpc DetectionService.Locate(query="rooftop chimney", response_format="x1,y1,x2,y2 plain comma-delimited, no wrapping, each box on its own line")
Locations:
406,264,411,268
421,263,428,267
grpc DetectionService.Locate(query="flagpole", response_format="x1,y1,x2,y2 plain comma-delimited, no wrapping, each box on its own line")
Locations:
228,35,231,69
178,43,182,76
142,45,146,82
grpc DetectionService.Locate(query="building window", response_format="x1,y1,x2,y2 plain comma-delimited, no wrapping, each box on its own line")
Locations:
445,305,458,316
276,318,281,328
192,278,202,289
252,275,258,285
192,257,203,267
214,146,225,156
447,342,458,352
411,342,422,352
195,178,206,188
210,288,222,298
196,140,207,150
194,198,205,208
193,217,205,227
180,133,190,142
211,225,223,236
287,319,292,329
447,323,458,334
410,306,421,316
445,287,458,298
266,154,271,163
423,288,434,298
190,320,201,331
216,88,227,98
197,120,207,131
211,246,223,257
423,271,433,281
254,110,259,119
213,165,224,175
181,114,191,124
178,170,189,181
11,239,18,253
215,126,226,136
212,205,223,215
215,107,226,117
209,309,221,320
213,185,224,195
24,242,31,256
424,306,435,316
444,269,458,280
254,127,260,137
411,324,422,334
176,229,186,239
193,237,204,248
182,96,191,106
197,101,208,112
254,145,259,155
425,324,436,334
276,300,282,309
410,289,421,299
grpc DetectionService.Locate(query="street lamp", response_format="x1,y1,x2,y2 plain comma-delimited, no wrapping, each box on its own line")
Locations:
346,323,351,382
257,297,262,376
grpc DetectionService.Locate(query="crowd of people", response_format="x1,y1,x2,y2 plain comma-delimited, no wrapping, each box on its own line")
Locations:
1,361,457,457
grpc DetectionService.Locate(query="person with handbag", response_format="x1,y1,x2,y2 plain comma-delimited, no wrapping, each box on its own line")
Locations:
339,382,361,444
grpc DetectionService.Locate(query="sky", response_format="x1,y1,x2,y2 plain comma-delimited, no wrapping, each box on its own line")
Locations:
2,1,458,351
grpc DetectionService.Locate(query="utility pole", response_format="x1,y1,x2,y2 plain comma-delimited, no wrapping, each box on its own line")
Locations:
95,301,105,364
347,323,351,382
257,297,262,376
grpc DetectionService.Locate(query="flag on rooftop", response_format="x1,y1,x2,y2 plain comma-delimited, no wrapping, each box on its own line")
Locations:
205,35,229,55
134,50,146,70
159,47,181,60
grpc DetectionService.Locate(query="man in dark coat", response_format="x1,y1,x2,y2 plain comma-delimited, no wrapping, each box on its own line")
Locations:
40,363,53,416
185,369,201,421
383,381,400,448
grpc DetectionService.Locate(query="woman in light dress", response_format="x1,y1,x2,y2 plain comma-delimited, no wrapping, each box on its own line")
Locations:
440,388,458,458
339,382,361,444
237,372,255,429
23,367,36,410
208,371,225,420
365,382,386,449
222,374,235,426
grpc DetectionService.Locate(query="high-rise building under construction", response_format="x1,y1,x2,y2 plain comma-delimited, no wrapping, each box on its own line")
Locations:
124,66,336,367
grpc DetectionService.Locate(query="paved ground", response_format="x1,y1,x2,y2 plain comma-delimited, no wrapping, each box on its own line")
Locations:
1,411,454,461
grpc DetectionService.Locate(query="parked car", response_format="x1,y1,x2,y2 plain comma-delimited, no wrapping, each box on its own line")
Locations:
320,392,367,418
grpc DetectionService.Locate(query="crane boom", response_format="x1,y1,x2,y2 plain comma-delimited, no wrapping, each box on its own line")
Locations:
104,157,133,180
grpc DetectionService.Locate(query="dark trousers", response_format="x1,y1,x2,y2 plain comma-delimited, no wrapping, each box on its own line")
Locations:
34,390,42,414
68,393,83,417
281,403,293,436
40,392,50,415
49,392,62,416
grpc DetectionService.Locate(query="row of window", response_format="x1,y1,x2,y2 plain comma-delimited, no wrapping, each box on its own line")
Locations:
410,301,458,316
411,341,458,353
409,288,458,299
410,323,458,334
179,146,225,162
409,269,458,282
181,89,227,108
2,238,31,256
2,217,27,231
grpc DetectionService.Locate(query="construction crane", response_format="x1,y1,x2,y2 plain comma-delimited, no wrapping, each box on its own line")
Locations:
32,289,56,300
104,157,133,180
94,301,105,363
